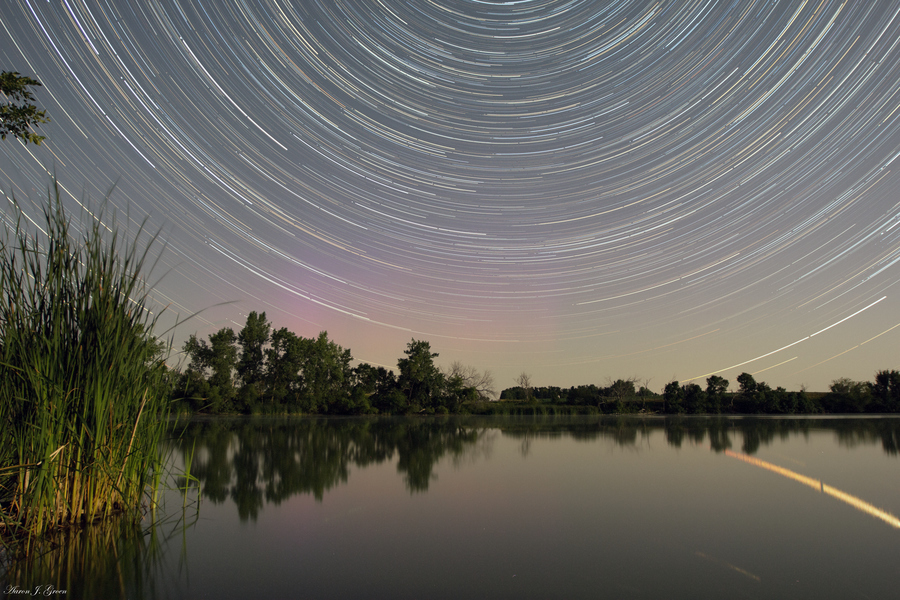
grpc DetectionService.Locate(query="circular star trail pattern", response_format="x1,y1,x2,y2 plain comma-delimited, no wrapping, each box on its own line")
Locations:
3,0,900,390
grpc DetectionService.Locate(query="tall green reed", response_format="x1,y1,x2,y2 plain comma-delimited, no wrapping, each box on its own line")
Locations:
0,180,172,553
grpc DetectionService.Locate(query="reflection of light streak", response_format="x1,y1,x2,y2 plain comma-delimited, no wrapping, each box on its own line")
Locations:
725,450,900,529
694,551,761,582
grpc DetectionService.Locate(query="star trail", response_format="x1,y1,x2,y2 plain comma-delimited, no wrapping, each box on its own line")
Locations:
3,0,900,391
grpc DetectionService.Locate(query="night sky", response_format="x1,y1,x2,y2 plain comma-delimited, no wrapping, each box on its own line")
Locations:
3,0,900,393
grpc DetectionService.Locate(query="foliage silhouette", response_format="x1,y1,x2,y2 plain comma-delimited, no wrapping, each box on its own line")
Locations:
0,71,49,144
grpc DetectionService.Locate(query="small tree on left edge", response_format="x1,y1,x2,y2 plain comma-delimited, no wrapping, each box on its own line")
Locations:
0,71,50,144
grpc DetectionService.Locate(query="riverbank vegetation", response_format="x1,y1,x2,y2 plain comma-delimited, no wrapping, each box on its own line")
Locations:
0,184,172,554
171,317,495,415
480,369,898,415
170,310,900,417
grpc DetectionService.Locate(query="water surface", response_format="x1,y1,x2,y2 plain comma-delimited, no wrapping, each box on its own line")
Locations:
4,416,899,599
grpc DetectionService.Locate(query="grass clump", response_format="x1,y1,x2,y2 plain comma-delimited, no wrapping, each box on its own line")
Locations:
0,181,172,554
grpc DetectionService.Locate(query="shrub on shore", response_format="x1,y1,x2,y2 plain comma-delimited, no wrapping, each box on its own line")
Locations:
0,182,171,553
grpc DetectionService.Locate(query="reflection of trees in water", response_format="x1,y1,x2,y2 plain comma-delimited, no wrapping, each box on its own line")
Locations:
499,415,653,447
707,419,733,453
665,419,685,448
495,416,899,460
393,420,482,491
661,416,899,456
506,416,656,456
451,429,496,467
832,418,900,455
171,418,489,520
170,416,900,521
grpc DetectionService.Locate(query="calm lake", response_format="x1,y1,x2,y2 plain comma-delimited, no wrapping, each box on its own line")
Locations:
4,415,899,599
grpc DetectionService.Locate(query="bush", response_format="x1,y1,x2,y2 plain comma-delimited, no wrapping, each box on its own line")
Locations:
0,182,172,551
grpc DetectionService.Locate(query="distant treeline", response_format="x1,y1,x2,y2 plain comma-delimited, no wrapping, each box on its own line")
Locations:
497,370,900,415
168,311,900,415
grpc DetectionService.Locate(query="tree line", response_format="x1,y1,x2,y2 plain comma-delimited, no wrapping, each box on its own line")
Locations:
170,311,900,415
663,370,900,414
170,311,495,415
497,370,900,415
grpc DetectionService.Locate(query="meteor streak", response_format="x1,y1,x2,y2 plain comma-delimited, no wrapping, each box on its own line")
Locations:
683,297,887,383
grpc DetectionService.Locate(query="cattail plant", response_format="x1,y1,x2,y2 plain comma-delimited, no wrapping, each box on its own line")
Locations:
0,180,172,554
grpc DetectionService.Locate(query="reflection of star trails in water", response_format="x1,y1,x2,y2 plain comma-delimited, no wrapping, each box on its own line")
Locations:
725,450,900,530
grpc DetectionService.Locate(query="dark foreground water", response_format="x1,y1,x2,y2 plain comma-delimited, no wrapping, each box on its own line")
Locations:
3,415,899,599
